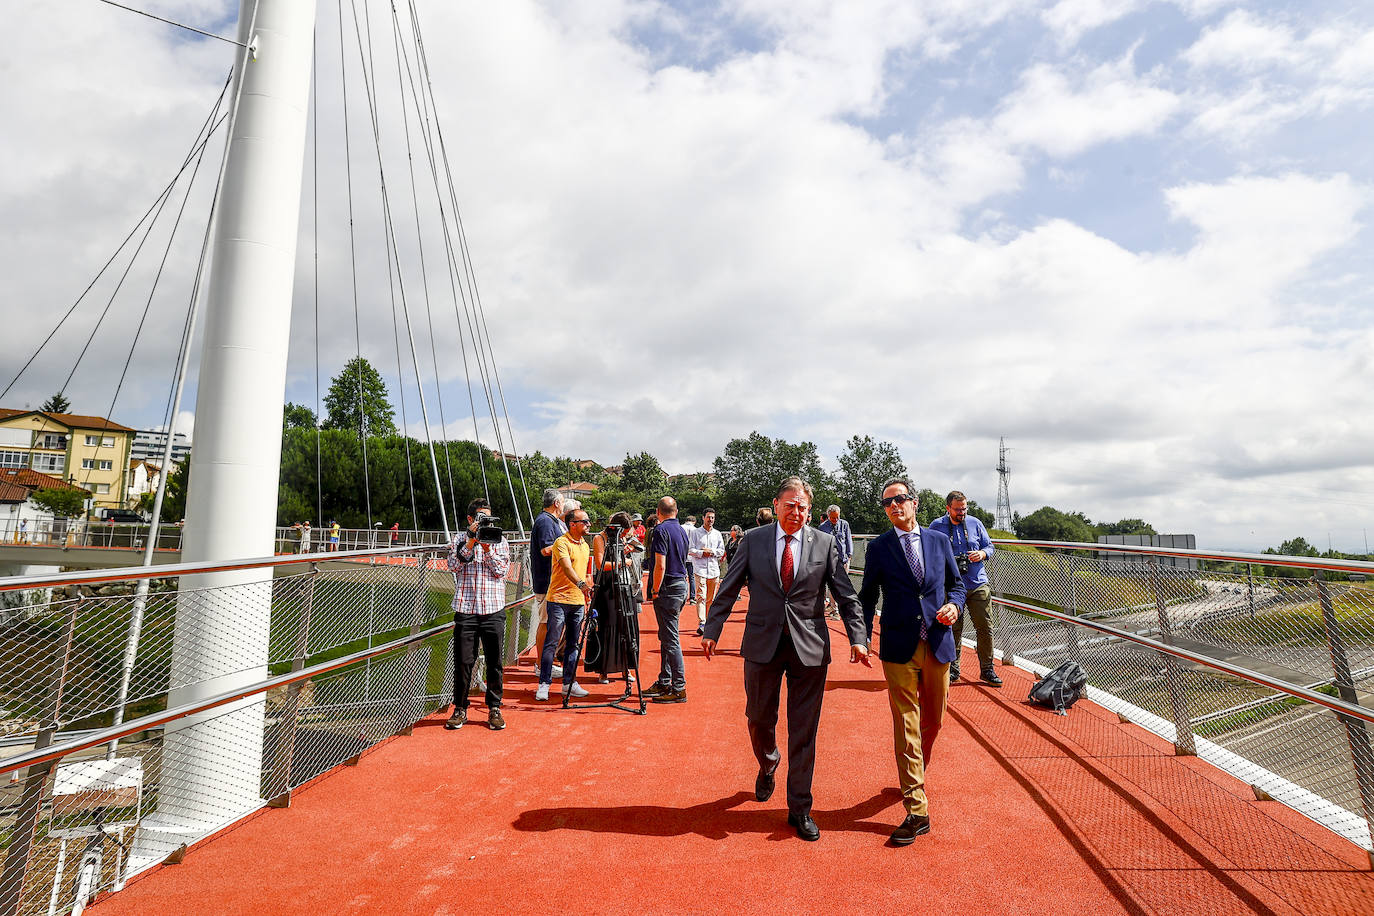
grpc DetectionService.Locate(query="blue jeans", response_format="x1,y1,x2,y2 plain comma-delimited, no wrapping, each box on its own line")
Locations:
652,577,688,690
540,601,584,686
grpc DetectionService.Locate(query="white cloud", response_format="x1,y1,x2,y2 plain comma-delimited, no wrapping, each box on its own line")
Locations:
3,1,1373,551
994,58,1180,157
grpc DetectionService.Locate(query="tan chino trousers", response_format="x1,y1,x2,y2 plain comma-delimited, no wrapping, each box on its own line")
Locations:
882,641,950,817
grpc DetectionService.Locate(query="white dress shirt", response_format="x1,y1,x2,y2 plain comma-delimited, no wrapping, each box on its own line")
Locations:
775,525,802,575
689,525,725,579
898,525,924,572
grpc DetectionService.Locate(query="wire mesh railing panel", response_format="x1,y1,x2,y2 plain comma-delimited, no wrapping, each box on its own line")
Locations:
984,543,1374,852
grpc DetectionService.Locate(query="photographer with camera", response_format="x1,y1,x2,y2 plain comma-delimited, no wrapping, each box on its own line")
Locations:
928,490,1000,687
445,498,511,730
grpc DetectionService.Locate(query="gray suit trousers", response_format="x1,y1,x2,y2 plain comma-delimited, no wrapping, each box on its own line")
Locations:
744,626,827,816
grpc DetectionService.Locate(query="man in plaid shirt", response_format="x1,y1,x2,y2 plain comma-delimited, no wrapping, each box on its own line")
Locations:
446,498,511,731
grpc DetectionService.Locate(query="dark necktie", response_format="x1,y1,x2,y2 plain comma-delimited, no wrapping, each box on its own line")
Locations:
781,534,795,592
902,532,928,641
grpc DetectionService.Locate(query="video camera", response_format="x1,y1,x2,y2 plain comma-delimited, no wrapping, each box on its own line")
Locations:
475,515,504,543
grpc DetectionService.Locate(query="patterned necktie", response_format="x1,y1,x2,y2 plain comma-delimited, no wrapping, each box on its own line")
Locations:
780,534,795,592
902,532,928,641
901,531,924,584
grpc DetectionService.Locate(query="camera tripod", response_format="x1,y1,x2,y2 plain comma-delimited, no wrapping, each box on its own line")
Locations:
562,531,646,715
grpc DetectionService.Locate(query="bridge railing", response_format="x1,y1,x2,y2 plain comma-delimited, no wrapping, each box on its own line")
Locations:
851,534,1374,859
0,540,538,916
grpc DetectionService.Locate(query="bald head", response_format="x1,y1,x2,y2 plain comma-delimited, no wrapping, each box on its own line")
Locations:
656,496,678,519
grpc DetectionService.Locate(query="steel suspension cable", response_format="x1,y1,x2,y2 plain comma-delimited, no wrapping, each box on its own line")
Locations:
346,0,448,538
313,27,324,533
0,74,232,402
406,1,531,533
74,94,225,497
336,0,374,530
386,2,460,530
388,6,496,521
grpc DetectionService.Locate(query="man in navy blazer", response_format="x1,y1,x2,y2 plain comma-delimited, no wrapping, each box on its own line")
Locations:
858,476,966,846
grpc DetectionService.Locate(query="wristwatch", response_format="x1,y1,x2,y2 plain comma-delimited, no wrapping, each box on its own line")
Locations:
577,580,586,589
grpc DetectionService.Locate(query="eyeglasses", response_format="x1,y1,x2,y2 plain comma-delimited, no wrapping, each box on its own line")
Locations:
880,494,916,508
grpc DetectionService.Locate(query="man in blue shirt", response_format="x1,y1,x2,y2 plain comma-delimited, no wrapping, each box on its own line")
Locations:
927,491,1001,687
818,505,854,617
645,495,691,703
530,488,567,680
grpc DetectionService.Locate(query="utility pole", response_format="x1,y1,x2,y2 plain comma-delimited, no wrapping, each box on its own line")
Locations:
994,437,1013,533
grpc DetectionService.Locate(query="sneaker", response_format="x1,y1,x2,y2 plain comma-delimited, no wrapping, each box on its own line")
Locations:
652,687,687,704
444,708,466,729
488,708,506,731
551,665,563,678
568,682,589,698
534,683,550,701
641,682,670,698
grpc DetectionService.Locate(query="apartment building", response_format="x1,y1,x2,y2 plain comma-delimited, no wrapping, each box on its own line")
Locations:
0,408,134,511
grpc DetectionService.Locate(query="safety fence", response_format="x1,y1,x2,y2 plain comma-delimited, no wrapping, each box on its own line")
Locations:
852,534,1374,859
0,541,538,916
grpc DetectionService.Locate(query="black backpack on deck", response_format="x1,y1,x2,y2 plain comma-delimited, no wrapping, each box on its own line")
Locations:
1028,660,1088,715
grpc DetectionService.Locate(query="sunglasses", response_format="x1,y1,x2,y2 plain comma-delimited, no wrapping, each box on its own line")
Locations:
880,494,916,508
570,517,590,525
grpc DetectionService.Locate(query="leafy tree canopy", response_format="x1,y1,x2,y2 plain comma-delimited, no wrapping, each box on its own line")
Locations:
283,402,317,430
834,435,907,533
1013,505,1098,543
712,431,829,526
322,357,396,438
30,487,86,518
620,452,666,494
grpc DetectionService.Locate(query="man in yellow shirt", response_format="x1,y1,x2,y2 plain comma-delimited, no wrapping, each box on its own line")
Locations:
537,508,594,701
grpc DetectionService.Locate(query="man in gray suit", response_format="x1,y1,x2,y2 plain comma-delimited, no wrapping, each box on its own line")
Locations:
702,476,870,841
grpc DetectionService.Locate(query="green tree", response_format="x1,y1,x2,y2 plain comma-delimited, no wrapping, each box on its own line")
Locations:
322,357,396,438
283,402,317,430
1014,506,1097,543
967,500,995,528
160,460,191,522
1098,518,1156,537
712,431,828,525
620,451,666,494
834,435,907,533
30,487,86,518
41,391,71,414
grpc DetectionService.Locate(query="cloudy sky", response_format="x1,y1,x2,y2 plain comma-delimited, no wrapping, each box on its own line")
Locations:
3,0,1372,551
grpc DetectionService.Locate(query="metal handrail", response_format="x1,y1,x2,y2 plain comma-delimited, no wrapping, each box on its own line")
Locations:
991,594,1374,727
0,536,534,593
988,538,1374,576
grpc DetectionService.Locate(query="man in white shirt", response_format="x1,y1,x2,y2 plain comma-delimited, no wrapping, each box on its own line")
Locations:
689,509,726,636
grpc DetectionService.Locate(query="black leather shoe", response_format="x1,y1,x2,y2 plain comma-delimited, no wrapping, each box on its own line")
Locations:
949,665,961,683
890,813,930,846
981,668,1004,687
787,812,820,842
755,767,776,802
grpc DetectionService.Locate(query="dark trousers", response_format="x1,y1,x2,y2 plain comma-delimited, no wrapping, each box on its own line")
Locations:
453,610,506,709
743,628,827,816
952,584,993,670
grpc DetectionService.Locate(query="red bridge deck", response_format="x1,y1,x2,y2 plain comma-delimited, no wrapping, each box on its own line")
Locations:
93,598,1373,915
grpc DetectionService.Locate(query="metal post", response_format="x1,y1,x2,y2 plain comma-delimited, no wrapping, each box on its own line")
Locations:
1246,564,1255,619
987,551,1015,666
0,599,79,916
1151,557,1196,756
142,0,318,855
266,565,319,806
1315,572,1374,865
1054,552,1082,662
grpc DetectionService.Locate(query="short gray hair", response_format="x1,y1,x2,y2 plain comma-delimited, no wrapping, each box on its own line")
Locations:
542,488,562,509
826,505,840,514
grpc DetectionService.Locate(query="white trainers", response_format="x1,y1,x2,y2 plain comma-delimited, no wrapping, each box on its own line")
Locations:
568,682,589,698
534,683,550,701
551,665,564,678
